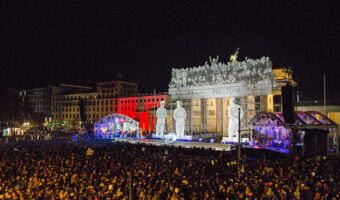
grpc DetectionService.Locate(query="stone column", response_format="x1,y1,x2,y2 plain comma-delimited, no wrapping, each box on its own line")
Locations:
223,98,230,137
216,98,223,138
200,99,205,132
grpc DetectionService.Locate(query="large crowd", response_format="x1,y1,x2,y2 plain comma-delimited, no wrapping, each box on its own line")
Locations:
0,128,75,142
0,139,339,200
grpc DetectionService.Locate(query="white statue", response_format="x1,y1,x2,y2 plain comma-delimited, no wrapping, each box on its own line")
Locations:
156,101,167,137
168,54,274,88
173,101,187,139
228,98,243,142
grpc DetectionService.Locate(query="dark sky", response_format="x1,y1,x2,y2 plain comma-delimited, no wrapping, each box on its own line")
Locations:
2,0,339,100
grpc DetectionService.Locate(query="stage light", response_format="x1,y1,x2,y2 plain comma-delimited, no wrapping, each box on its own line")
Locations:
199,138,203,142
210,139,214,143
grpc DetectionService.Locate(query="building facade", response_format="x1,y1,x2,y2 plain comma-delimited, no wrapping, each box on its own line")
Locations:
51,80,169,132
19,84,92,123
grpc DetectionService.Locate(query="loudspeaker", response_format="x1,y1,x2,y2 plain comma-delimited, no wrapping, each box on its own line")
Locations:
79,99,87,122
281,84,296,124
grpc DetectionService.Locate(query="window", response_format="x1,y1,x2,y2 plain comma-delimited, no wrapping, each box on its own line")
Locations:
110,100,113,105
148,99,150,102
106,107,108,112
115,107,117,111
106,100,108,105
110,107,113,111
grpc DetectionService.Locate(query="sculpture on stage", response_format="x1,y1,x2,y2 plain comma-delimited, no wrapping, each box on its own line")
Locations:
173,101,187,139
228,98,243,142
156,101,167,137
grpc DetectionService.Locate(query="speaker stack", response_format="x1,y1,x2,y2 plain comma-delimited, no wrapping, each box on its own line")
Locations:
281,83,296,124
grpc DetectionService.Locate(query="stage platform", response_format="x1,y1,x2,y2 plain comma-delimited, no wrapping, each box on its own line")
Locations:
83,135,289,154
115,138,236,151
113,138,289,154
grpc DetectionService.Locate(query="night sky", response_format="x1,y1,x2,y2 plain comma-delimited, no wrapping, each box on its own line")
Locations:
2,1,339,100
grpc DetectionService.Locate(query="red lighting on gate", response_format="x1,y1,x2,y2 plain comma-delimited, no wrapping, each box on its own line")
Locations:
116,95,167,132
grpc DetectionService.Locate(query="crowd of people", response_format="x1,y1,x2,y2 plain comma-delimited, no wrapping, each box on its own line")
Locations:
0,139,339,200
0,127,75,142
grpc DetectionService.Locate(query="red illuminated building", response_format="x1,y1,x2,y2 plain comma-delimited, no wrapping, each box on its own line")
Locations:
117,94,169,132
